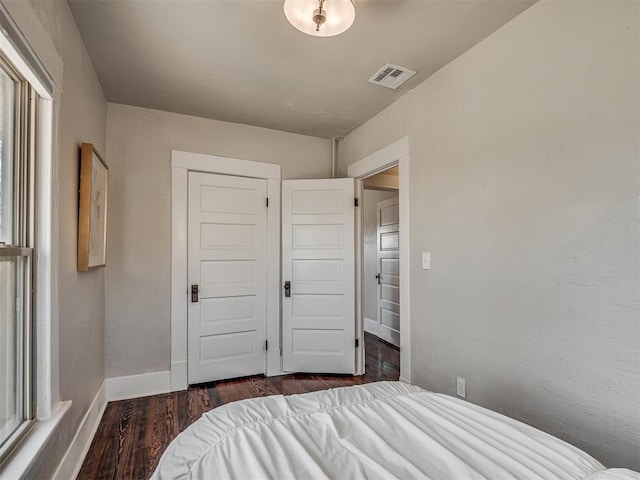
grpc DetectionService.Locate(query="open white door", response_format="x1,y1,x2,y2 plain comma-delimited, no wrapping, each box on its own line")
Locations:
282,178,356,374
376,196,400,347
188,172,268,384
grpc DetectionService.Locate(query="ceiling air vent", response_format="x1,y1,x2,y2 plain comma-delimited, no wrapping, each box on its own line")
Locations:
368,63,416,90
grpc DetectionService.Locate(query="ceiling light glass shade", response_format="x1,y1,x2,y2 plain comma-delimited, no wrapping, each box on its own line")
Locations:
284,0,356,37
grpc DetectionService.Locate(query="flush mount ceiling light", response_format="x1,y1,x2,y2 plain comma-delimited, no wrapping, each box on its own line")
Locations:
284,0,356,37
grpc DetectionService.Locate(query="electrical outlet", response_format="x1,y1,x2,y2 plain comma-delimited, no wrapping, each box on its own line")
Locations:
456,377,466,399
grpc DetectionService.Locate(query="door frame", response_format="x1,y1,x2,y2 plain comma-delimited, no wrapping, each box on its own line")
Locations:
170,150,282,391
347,137,411,383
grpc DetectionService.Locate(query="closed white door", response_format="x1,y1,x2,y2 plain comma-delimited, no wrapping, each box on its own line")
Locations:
282,179,356,374
188,172,268,384
377,196,400,347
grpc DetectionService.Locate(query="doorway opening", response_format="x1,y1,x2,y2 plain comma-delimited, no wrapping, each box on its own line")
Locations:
362,167,401,361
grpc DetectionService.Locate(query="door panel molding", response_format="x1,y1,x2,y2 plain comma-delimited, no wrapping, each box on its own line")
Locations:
282,178,356,374
188,173,267,383
171,151,281,391
376,196,400,347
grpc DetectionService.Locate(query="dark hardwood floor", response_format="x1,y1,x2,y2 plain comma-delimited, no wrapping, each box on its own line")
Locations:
78,333,399,480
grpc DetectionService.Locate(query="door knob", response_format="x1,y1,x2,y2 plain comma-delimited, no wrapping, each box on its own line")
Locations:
284,281,291,298
375,273,381,285
191,284,199,303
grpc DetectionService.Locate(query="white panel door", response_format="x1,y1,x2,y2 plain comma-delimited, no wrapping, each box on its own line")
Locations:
282,178,356,374
188,172,267,384
377,196,400,347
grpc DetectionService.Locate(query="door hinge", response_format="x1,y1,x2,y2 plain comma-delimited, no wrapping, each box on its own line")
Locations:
266,197,269,207
265,339,268,350
355,338,360,348
354,198,359,207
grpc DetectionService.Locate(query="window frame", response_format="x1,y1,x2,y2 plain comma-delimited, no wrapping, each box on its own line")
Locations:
0,3,63,477
0,49,37,465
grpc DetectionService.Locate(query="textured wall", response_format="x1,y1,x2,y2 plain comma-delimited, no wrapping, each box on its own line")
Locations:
339,0,639,469
18,0,107,477
105,104,331,378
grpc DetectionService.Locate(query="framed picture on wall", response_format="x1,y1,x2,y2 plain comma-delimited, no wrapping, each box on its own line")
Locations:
77,142,109,271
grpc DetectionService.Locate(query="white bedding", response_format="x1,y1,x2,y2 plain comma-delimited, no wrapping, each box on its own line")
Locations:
152,382,639,480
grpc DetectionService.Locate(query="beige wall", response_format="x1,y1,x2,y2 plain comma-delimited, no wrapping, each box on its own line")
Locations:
105,103,331,377
339,0,639,469
14,0,107,477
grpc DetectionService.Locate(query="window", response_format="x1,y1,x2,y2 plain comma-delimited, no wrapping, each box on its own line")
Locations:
0,51,35,463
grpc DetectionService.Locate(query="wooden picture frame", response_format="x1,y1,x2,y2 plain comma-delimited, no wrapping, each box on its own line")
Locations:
78,142,109,271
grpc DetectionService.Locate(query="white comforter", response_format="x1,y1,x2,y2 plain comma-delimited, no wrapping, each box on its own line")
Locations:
152,382,639,480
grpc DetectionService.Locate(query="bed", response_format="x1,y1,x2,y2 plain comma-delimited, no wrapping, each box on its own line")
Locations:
151,381,639,479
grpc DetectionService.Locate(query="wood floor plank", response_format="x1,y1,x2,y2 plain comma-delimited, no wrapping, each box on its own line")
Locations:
77,403,120,480
79,333,399,479
175,390,190,433
146,394,176,477
114,399,137,480
206,383,224,411
187,384,211,422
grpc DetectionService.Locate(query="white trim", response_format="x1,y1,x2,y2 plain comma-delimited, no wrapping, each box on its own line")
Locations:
0,14,53,100
266,178,282,376
35,96,58,420
0,401,71,479
106,371,171,402
398,154,411,383
354,179,364,375
171,151,283,390
348,137,411,383
399,376,411,384
170,167,188,391
52,383,106,480
364,317,379,336
347,137,409,179
170,360,187,390
171,150,281,179
1,0,63,90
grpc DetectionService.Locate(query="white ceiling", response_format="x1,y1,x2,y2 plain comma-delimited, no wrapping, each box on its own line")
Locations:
68,0,535,138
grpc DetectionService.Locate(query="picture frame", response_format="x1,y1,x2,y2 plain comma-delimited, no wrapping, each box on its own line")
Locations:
77,142,109,271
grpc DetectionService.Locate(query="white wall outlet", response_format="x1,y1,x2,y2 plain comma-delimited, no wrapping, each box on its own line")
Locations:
456,377,466,399
421,252,431,270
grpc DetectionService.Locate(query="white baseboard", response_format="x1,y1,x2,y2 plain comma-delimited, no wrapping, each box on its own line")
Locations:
170,361,188,391
52,382,106,480
364,317,379,336
106,370,171,402
51,371,173,480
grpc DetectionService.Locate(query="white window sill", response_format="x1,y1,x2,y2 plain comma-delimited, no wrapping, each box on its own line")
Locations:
0,400,71,479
